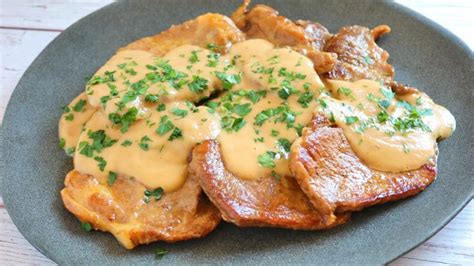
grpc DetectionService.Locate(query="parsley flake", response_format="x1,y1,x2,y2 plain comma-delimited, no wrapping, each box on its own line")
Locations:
107,171,117,186
138,135,152,151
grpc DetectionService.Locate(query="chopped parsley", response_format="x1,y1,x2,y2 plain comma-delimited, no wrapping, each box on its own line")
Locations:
345,116,359,125
79,130,117,158
155,247,168,259
297,92,313,108
107,171,117,186
88,70,115,85
156,115,174,136
257,151,277,168
72,99,87,112
121,140,132,147
66,147,75,156
65,113,74,121
215,71,241,90
171,107,188,118
318,98,328,108
267,55,280,64
337,87,355,100
125,68,137,76
138,135,152,151
144,94,159,103
376,110,389,123
189,50,200,64
246,90,267,103
254,104,296,128
108,107,138,133
277,80,297,100
59,138,65,149
277,138,291,154
185,101,199,113
81,222,92,232
188,75,208,93
143,187,164,203
63,105,71,113
232,103,252,117
168,127,183,141
379,87,394,108
157,103,166,111
230,117,246,132
392,108,431,133
207,52,220,67
94,156,107,171
271,170,281,181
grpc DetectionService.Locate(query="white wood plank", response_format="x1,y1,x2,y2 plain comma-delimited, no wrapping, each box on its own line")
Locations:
396,0,474,49
0,204,55,265
0,0,113,31
391,201,474,265
0,0,473,265
0,29,59,122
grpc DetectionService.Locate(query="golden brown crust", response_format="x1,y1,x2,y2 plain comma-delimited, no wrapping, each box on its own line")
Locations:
189,140,350,229
121,13,245,55
61,170,221,249
61,12,250,249
324,25,394,84
231,2,336,73
290,114,437,224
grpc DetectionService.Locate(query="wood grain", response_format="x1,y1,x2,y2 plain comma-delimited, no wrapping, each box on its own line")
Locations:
0,0,472,264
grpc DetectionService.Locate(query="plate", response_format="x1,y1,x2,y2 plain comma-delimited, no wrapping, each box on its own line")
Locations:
1,0,473,264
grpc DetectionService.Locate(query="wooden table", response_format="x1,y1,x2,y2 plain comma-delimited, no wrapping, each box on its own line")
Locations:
1,1,472,264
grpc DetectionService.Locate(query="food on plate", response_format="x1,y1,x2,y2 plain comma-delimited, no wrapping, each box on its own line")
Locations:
59,13,243,248
61,170,220,249
190,140,350,229
58,0,455,249
231,0,336,73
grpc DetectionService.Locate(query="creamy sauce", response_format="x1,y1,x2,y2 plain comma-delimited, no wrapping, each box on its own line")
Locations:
216,40,325,179
315,79,455,172
60,45,226,191
59,92,97,155
73,103,219,191
59,38,455,192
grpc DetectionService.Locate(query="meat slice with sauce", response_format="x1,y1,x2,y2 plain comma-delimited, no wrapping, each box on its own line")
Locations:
190,140,350,229
62,171,220,249
231,0,337,73
290,115,437,224
60,13,246,249
324,24,418,94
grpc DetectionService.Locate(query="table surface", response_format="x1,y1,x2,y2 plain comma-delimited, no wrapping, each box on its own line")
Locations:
0,0,473,264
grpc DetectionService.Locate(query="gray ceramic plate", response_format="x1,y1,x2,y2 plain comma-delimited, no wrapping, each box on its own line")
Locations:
1,0,473,264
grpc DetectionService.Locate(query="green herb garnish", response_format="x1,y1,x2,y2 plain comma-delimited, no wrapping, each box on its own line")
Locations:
138,135,152,151
144,187,164,203
107,171,117,186
81,222,92,232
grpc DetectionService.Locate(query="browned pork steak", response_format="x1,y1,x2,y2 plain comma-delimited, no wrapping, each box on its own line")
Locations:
324,25,393,83
290,115,437,224
61,13,246,249
190,140,350,229
324,24,419,95
62,171,221,249
231,0,337,73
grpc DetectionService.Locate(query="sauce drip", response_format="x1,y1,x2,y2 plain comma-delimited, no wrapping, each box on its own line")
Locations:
315,79,455,172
